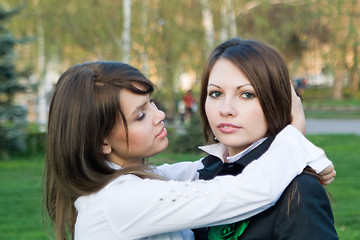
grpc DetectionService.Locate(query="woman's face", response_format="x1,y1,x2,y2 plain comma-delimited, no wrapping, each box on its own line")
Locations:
205,58,268,156
103,87,168,167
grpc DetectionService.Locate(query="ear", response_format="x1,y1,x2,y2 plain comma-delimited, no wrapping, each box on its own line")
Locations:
102,139,112,154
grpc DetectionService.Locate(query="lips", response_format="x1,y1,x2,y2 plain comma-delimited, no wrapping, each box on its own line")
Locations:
156,127,168,139
217,123,240,133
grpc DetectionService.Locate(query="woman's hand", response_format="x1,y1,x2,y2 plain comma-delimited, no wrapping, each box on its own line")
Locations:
318,164,336,185
290,84,306,135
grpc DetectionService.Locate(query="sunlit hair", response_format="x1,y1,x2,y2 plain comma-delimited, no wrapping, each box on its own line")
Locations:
200,38,292,143
43,61,162,239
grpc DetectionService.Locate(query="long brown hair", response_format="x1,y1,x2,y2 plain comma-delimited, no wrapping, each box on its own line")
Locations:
199,38,304,214
43,62,162,239
200,38,292,144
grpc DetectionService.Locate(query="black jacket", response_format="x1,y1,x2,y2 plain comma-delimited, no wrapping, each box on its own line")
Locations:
194,137,338,240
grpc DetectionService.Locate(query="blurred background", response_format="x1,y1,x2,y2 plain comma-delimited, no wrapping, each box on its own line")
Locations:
1,0,360,157
0,1,359,239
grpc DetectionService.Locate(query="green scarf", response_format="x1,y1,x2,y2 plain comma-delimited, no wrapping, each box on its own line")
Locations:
208,220,249,240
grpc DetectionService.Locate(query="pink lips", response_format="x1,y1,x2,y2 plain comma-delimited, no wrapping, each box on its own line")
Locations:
156,127,168,139
217,123,240,133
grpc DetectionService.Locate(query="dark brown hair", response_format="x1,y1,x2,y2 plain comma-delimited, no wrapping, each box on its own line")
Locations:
199,38,306,214
200,38,292,143
43,62,161,239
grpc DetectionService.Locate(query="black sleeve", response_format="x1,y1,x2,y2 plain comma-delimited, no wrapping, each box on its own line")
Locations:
273,173,338,240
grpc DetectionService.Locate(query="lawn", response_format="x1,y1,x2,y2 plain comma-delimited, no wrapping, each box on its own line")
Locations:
0,134,359,239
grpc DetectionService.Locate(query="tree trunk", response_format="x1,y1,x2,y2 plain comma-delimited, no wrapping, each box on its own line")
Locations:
349,0,359,96
228,0,237,38
351,71,359,95
36,20,48,131
200,0,215,51
122,0,132,63
141,0,149,76
220,0,237,41
333,68,344,100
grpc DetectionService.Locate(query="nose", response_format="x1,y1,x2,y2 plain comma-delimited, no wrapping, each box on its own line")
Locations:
152,105,166,125
219,97,237,117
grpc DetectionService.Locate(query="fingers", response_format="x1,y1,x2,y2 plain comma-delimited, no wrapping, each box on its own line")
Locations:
291,84,304,113
318,164,336,185
290,84,306,134
320,164,335,176
320,177,335,185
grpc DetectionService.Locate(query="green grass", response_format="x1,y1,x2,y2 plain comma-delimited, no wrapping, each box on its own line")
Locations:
304,109,360,119
0,135,359,239
301,88,360,119
307,135,360,239
0,155,49,240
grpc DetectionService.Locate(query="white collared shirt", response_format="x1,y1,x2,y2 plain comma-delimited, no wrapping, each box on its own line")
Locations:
198,137,267,163
74,125,331,240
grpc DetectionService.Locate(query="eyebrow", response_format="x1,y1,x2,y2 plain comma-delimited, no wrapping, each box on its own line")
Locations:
131,101,148,117
207,83,252,89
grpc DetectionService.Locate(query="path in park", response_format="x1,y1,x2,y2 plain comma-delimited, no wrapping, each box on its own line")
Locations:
305,119,360,135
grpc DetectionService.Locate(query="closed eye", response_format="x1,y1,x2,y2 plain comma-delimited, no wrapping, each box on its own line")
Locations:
137,112,145,121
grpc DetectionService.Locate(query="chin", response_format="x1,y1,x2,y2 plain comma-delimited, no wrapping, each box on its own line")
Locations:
155,140,169,154
219,136,245,145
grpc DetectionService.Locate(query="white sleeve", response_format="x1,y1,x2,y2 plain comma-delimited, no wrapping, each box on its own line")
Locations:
276,125,331,173
103,125,331,239
155,160,204,181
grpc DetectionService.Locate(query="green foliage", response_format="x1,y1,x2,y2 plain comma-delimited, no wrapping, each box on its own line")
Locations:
25,123,46,156
3,0,360,111
0,107,27,158
302,87,360,118
0,5,27,159
167,112,205,153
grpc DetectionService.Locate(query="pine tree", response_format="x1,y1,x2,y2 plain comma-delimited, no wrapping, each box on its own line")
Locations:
0,6,27,159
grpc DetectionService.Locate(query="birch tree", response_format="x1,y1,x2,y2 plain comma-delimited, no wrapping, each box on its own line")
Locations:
201,0,215,51
220,0,237,41
122,0,132,63
35,18,48,130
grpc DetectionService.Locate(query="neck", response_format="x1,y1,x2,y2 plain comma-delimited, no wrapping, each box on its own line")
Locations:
108,155,144,168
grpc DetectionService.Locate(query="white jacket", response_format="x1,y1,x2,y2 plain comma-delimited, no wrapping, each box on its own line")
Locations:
74,125,331,239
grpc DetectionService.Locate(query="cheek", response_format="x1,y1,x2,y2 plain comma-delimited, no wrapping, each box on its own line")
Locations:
108,125,127,143
205,100,215,122
245,102,267,129
252,109,268,132
127,128,147,148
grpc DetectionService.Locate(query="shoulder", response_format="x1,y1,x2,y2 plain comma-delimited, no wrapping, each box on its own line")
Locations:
283,172,334,219
269,173,338,239
273,172,331,218
294,172,327,199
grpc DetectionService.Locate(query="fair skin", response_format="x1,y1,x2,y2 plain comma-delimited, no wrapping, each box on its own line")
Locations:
206,58,336,183
103,79,335,183
103,87,168,167
205,58,268,157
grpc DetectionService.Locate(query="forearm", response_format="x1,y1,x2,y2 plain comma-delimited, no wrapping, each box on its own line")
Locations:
155,160,204,181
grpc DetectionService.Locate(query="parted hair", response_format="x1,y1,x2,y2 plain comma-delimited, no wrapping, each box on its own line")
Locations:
44,61,161,240
199,38,309,214
200,38,292,143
